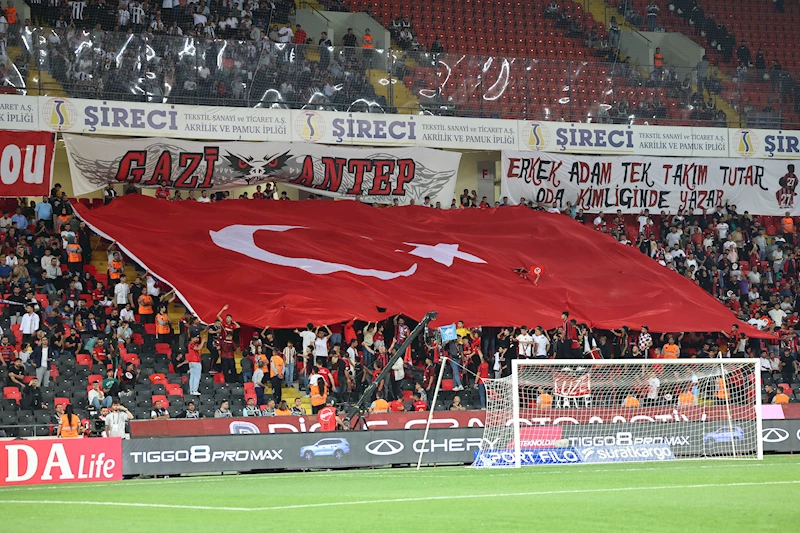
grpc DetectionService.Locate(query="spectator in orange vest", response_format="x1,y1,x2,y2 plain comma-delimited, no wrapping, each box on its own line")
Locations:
773,390,790,404
362,28,374,68
269,348,284,403
155,304,172,341
138,293,155,324
5,2,16,26
662,334,680,359
653,47,664,77
536,386,553,408
782,211,795,241
624,393,640,408
65,236,83,274
678,388,695,406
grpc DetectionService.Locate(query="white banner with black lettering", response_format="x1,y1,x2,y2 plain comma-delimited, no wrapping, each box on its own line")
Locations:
63,135,461,205
502,150,800,215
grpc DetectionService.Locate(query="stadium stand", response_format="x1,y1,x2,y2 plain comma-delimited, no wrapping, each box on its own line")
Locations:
0,188,799,436
0,0,794,126
0,0,798,436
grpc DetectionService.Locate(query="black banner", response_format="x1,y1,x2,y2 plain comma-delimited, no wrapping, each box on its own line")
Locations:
122,428,482,476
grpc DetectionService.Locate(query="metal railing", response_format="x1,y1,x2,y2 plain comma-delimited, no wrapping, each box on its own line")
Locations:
2,27,794,127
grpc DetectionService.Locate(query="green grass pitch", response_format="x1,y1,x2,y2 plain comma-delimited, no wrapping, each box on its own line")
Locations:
2,456,799,532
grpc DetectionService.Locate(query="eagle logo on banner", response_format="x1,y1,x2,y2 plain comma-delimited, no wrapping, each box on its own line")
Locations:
223,150,293,184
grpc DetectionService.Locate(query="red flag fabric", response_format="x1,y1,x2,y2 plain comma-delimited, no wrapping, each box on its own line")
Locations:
74,196,767,337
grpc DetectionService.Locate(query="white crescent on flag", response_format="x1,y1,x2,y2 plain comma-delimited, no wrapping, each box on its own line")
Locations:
209,224,419,280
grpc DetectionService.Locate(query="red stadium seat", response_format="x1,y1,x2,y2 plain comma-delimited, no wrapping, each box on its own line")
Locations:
149,373,167,385
3,387,21,403
155,343,172,356
166,384,184,398
76,354,92,366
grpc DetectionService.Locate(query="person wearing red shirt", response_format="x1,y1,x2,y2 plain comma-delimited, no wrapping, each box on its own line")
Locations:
423,356,436,394
252,185,266,199
0,335,17,365
294,24,307,44
155,182,170,199
186,334,205,396
219,333,236,383
92,339,108,365
412,392,427,411
317,365,333,390
474,354,490,408
388,397,405,412
317,398,342,431
216,304,240,340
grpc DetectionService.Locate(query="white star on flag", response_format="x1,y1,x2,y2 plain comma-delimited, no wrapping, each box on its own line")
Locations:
403,243,487,267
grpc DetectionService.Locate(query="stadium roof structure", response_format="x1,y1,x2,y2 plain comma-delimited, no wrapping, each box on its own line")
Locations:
75,195,769,337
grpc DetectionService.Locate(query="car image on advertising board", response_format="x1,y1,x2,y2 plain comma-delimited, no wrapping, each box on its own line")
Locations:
703,426,745,444
300,438,351,460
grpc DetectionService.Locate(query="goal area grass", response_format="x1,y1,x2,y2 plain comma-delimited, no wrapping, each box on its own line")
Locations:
1,455,798,532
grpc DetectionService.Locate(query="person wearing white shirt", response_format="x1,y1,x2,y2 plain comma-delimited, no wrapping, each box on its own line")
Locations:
20,305,39,341
5,254,18,268
346,339,359,368
120,304,135,323
716,221,729,239
196,190,212,203
768,304,787,327
114,276,131,307
637,212,649,233
193,11,207,26
105,402,133,437
515,327,534,358
747,268,761,285
278,24,293,42
146,274,161,297
313,326,331,363
295,324,317,354
532,327,550,358
646,373,660,404
666,227,682,248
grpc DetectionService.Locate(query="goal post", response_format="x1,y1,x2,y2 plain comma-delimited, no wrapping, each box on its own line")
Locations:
474,358,762,468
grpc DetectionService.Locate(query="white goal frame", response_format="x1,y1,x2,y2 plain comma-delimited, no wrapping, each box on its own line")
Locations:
504,358,762,468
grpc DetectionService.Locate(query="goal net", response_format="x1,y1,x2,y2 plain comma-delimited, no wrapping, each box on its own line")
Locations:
474,359,761,467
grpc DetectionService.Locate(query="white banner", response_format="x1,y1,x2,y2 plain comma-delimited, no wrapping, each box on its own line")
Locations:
40,97,290,140
291,110,519,150
517,121,730,157
502,150,800,215
0,94,785,156
63,135,461,205
728,128,800,159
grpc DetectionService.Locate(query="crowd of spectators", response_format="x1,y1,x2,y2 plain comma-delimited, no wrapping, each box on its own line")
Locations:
0,0,389,110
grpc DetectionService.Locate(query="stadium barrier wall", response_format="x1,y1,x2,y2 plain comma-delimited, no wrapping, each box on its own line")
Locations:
129,411,487,437
0,437,123,486
3,419,799,484
122,428,483,476
130,405,798,437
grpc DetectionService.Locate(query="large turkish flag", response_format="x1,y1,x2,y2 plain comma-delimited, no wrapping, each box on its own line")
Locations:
74,196,765,336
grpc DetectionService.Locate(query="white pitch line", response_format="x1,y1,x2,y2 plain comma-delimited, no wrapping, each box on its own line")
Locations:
1,480,799,511
0,460,797,493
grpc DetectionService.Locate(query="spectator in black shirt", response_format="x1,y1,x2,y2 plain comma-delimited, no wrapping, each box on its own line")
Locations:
6,358,25,388
21,377,45,410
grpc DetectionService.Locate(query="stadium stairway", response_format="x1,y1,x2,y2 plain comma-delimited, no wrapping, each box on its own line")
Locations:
307,1,419,113
571,0,741,127
5,44,68,97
